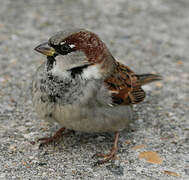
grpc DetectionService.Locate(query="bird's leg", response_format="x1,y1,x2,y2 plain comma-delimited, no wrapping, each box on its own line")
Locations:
38,127,73,147
94,131,119,165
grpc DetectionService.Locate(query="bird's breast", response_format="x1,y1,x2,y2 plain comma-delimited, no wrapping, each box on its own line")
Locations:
32,64,134,132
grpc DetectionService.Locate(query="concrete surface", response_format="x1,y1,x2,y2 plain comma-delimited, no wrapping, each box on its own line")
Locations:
0,0,188,179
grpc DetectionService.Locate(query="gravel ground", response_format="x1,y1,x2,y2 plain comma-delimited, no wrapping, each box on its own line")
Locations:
0,0,189,179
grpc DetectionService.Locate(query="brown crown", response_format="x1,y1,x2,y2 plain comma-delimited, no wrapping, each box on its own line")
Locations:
65,31,109,64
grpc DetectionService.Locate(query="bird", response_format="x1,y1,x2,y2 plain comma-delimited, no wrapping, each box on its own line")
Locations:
32,28,162,164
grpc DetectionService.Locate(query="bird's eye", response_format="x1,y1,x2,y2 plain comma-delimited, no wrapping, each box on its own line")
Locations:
50,42,76,55
57,43,76,55
60,44,71,52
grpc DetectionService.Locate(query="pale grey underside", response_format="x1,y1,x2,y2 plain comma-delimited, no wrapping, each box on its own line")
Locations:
32,63,134,133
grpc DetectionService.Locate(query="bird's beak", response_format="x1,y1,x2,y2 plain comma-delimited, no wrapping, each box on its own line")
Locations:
34,42,56,56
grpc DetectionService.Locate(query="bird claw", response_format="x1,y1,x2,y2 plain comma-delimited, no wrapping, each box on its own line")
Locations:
93,132,119,165
37,128,75,148
38,136,59,148
92,151,116,166
37,127,66,148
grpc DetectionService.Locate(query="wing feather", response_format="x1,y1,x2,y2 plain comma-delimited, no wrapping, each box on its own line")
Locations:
104,61,145,105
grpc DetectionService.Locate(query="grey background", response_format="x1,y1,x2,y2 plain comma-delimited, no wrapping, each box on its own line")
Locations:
0,0,188,179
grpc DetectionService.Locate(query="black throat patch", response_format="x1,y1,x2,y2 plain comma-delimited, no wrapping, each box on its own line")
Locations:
46,56,56,71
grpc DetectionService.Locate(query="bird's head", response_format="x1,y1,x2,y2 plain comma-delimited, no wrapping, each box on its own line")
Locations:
34,28,115,79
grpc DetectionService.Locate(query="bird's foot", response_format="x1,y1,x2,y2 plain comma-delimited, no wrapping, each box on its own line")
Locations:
38,127,73,148
93,131,119,165
93,149,117,165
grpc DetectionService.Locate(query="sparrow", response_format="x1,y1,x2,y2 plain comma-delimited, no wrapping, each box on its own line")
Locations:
32,28,162,164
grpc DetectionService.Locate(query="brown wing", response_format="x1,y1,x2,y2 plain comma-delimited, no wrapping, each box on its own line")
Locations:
104,61,145,105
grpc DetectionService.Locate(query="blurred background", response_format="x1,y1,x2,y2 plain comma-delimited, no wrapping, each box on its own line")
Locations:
0,0,188,179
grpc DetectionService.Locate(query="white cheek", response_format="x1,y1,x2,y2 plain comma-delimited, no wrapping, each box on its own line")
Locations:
51,64,61,76
82,65,102,79
50,62,70,78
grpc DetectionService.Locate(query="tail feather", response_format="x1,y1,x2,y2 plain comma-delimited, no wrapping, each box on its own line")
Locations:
136,74,162,85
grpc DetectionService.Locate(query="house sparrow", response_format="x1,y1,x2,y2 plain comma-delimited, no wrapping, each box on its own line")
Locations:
33,28,162,164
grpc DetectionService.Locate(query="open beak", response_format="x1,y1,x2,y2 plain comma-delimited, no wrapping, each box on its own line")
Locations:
34,42,56,56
